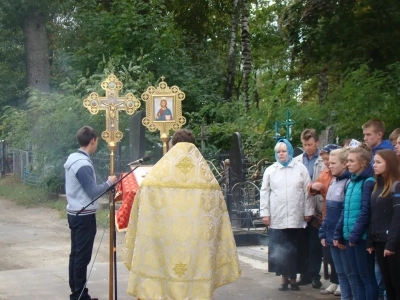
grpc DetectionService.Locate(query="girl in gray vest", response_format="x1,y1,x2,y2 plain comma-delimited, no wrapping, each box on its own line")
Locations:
321,148,354,299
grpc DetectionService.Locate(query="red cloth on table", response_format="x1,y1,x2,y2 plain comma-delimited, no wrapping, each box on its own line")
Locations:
115,172,139,232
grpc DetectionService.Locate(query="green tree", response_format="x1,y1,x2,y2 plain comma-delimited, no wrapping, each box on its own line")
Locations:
0,1,74,92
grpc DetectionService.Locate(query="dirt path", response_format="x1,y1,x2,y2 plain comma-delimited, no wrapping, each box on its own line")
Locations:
0,198,124,271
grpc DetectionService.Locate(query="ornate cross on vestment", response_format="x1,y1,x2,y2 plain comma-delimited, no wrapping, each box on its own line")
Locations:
83,74,141,145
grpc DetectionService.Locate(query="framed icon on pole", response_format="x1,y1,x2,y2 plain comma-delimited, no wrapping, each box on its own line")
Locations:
141,76,186,155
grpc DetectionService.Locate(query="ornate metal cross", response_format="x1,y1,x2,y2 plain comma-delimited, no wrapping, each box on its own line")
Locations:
83,74,141,146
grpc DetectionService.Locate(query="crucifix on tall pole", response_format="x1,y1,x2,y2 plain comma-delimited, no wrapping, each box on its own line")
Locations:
83,74,141,300
274,109,295,141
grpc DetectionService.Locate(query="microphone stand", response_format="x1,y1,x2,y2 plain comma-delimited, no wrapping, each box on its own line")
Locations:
75,162,144,300
76,163,143,216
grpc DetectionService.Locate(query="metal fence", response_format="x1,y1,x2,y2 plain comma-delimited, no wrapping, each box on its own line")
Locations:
223,160,273,234
11,149,47,186
0,142,13,178
7,148,132,188
12,149,31,179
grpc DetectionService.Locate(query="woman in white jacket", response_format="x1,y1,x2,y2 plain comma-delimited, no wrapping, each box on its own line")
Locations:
260,139,314,291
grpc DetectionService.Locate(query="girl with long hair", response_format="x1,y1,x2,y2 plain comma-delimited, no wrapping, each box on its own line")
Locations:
368,149,400,300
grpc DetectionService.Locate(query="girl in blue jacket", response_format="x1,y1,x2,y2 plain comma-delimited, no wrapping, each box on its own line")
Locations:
334,145,378,300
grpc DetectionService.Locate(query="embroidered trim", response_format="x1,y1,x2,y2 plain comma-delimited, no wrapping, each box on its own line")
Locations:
131,259,237,283
142,180,221,190
135,271,211,282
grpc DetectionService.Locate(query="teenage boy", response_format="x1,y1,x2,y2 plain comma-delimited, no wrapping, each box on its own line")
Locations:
65,126,117,300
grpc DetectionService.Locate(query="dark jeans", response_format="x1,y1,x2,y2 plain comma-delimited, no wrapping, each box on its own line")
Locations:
375,242,400,300
375,254,386,299
375,255,386,299
68,214,97,300
300,225,323,281
346,239,378,300
330,246,355,300
323,246,338,284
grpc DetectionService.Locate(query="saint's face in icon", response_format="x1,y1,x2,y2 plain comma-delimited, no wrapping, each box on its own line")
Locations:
156,98,173,121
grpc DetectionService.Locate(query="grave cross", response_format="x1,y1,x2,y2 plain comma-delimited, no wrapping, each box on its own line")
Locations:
275,109,295,141
83,74,141,145
196,123,208,151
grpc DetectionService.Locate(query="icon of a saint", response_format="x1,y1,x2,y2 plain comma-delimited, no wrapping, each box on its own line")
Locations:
156,98,173,121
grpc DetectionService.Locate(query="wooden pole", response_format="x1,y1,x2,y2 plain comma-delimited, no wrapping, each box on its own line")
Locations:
108,145,116,300
161,132,169,156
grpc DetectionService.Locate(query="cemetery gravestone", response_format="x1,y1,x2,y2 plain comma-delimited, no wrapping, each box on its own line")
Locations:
128,110,146,161
229,132,247,184
319,125,335,147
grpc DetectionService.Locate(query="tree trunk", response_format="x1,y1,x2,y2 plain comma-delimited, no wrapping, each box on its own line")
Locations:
318,67,328,106
224,0,239,101
23,10,51,93
241,0,252,112
253,72,259,109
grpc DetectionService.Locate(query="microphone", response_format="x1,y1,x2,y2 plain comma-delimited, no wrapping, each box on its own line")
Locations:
125,155,151,167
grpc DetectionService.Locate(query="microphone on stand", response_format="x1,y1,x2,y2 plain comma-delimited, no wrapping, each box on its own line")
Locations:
125,155,152,167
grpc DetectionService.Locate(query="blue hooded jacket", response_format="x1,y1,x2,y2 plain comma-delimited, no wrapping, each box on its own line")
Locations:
334,165,375,244
371,140,393,165
319,170,351,246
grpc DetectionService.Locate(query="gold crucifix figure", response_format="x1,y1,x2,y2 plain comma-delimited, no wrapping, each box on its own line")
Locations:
83,74,141,145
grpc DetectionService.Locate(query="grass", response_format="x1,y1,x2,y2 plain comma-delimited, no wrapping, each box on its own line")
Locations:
0,176,111,228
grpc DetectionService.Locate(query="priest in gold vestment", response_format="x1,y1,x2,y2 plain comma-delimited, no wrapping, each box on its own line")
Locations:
122,129,241,300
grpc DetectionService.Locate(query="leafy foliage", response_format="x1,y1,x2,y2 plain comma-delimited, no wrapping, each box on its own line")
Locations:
322,63,400,141
1,0,400,191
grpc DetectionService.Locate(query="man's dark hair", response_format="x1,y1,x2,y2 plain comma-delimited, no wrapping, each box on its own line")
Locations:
76,126,98,147
171,129,195,145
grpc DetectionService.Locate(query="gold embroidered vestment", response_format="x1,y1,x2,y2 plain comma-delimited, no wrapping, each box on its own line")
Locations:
122,142,241,299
